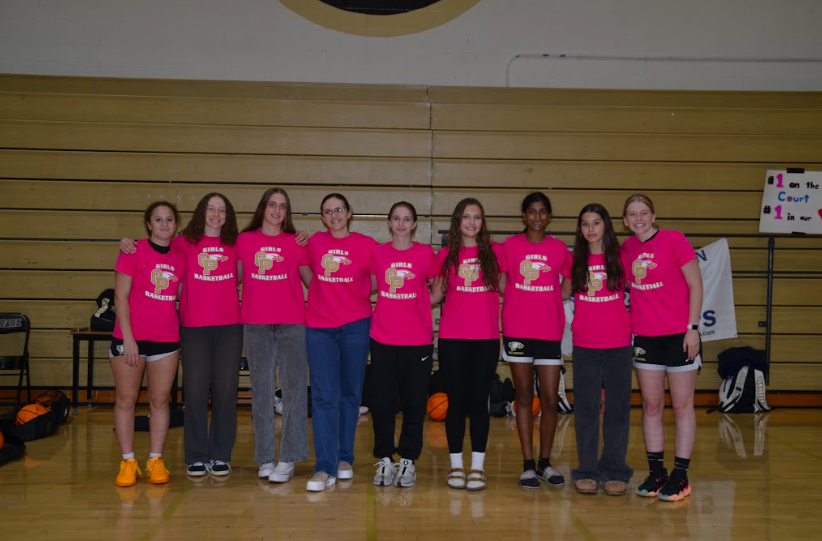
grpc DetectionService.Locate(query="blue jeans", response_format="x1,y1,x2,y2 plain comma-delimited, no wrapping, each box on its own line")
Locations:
306,317,371,476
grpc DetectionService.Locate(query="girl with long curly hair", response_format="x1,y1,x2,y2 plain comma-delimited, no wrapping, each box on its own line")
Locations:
431,197,505,492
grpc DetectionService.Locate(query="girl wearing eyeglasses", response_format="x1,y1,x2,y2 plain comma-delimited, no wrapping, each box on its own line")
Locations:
431,197,505,492
370,201,437,488
236,188,313,485
305,193,377,492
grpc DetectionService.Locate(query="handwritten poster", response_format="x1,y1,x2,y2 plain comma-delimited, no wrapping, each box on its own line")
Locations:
759,170,822,234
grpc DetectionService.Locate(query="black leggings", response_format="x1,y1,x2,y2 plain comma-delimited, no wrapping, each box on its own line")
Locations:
437,338,499,454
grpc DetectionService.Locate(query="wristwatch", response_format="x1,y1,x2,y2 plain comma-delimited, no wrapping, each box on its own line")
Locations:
687,324,699,331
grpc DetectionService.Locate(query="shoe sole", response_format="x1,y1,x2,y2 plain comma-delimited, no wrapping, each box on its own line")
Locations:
187,470,207,477
466,484,486,492
306,478,336,492
269,473,294,483
395,476,416,488
374,477,394,487
115,479,137,487
258,471,274,479
575,485,598,495
605,488,626,496
658,485,692,502
210,470,231,477
636,488,662,497
337,471,354,480
520,482,540,490
148,477,169,485
539,478,565,487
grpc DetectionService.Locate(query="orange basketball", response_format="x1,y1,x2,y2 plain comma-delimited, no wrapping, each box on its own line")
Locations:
0,430,5,450
16,404,49,427
514,396,541,417
427,392,448,422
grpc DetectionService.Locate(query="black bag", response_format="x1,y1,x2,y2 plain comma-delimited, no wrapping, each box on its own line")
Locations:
34,390,70,426
90,289,116,331
717,348,771,413
489,373,514,417
14,403,61,442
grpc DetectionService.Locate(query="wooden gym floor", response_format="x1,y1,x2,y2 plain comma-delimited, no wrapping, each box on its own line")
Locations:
0,406,820,540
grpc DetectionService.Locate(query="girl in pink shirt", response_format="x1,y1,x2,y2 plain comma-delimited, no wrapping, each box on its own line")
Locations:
370,202,437,488
237,188,312,485
501,192,568,489
111,201,184,488
305,193,377,492
561,203,633,496
622,194,703,503
119,193,243,478
432,198,504,492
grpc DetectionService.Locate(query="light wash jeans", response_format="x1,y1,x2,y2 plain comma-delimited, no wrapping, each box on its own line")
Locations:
244,324,309,465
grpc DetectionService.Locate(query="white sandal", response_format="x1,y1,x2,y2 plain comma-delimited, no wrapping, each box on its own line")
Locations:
466,469,487,491
446,468,466,489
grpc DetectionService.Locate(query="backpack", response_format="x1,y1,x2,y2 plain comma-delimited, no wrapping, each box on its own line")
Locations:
90,289,116,331
34,390,70,426
718,366,771,413
717,347,771,414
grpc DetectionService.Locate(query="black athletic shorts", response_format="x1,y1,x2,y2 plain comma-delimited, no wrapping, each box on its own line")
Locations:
502,337,563,366
633,333,702,373
110,338,180,362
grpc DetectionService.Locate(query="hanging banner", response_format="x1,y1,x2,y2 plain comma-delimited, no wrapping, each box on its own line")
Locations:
695,238,737,342
759,170,822,235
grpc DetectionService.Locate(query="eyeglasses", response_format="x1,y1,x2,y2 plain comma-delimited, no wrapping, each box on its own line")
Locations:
322,206,348,217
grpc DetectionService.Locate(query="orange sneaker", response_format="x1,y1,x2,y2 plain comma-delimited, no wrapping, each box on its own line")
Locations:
115,458,142,487
146,457,170,484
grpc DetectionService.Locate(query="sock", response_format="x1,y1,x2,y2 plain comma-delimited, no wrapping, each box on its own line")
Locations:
672,456,690,481
449,453,463,470
149,453,162,459
122,452,135,460
471,452,485,471
537,456,551,472
523,459,536,472
647,451,665,475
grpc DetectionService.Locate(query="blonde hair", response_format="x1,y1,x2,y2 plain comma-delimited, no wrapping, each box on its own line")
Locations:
622,193,656,217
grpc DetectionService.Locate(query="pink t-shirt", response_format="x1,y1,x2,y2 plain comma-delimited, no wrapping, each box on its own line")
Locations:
236,230,309,325
501,234,569,341
113,239,184,343
306,231,377,328
436,243,506,340
173,235,240,328
370,242,437,346
621,229,696,337
561,253,631,349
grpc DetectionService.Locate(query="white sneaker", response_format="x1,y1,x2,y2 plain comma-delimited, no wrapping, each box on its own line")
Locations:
394,458,416,488
268,461,295,483
373,457,395,486
337,461,354,480
306,472,336,492
258,462,275,479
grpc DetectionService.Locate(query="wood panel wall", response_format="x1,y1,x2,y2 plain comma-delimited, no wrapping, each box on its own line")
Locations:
1,74,820,397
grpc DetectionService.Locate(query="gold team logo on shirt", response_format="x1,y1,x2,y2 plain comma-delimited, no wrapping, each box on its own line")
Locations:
322,254,352,276
632,258,657,284
520,260,550,286
198,252,228,275
151,268,178,294
458,263,479,287
255,251,284,275
587,270,606,294
385,268,416,293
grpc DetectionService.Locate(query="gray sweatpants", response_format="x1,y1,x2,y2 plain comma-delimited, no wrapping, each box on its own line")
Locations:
244,324,309,465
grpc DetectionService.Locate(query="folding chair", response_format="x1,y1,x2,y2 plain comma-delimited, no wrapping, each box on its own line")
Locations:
0,313,32,412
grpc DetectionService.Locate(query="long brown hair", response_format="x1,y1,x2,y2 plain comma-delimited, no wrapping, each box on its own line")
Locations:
180,192,239,246
242,188,296,234
441,198,500,292
571,203,624,293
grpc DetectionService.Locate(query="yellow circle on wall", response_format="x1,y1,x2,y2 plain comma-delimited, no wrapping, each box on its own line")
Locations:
279,0,483,37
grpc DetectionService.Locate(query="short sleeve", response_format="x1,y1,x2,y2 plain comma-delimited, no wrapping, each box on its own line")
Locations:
671,231,696,268
115,250,138,277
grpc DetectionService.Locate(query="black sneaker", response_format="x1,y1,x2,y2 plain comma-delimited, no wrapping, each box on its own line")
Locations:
207,460,232,477
187,462,207,477
658,475,691,502
519,469,540,489
636,469,668,497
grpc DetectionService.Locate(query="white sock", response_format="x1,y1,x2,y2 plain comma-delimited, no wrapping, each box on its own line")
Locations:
149,453,162,459
471,452,485,471
449,453,464,469
122,452,135,460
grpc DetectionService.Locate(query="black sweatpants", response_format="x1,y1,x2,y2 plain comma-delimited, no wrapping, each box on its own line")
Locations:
180,324,243,464
369,339,434,460
437,338,500,454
